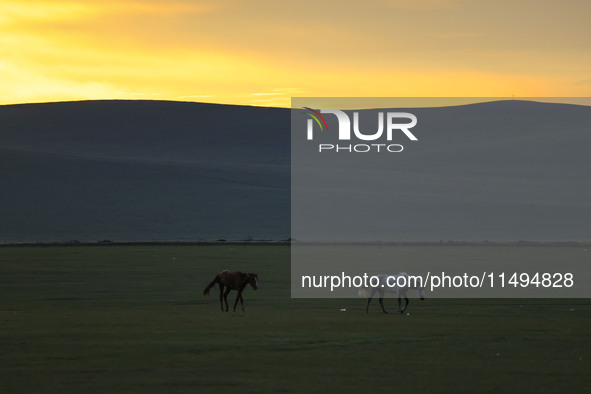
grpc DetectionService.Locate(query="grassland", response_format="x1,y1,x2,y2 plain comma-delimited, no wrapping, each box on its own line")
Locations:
0,245,589,393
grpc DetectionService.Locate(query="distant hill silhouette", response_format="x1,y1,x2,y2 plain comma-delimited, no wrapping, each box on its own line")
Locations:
0,101,290,242
292,100,591,242
1,100,589,242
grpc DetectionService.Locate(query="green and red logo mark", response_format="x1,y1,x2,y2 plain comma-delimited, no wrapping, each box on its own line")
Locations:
303,107,329,132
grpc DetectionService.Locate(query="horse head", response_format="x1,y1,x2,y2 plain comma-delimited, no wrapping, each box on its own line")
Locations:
249,273,259,290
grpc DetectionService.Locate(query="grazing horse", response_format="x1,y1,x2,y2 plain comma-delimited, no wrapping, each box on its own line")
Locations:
363,273,425,314
202,270,259,312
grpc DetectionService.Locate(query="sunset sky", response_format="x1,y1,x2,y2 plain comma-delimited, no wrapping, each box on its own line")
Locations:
1,0,590,107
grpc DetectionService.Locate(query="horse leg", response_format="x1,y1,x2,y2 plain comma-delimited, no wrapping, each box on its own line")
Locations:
365,287,377,313
237,291,245,312
365,296,372,313
400,297,409,314
378,296,388,314
223,288,231,312
377,288,387,314
218,284,225,311
233,289,243,312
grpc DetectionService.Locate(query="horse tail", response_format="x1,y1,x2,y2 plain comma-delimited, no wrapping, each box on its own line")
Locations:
202,273,222,297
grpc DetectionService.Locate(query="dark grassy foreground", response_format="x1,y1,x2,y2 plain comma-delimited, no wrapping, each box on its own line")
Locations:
0,246,589,393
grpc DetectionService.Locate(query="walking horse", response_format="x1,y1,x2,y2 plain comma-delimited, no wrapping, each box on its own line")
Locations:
203,270,259,312
363,273,425,314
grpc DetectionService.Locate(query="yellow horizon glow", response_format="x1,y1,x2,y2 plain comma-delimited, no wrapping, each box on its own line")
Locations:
1,0,590,107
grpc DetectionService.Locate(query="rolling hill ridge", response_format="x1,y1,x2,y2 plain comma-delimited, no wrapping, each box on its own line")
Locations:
1,100,590,242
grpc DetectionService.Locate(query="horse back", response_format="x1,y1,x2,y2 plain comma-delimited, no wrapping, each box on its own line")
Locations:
218,270,246,290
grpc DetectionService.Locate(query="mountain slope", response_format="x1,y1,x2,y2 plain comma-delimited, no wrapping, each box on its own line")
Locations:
1,99,589,242
0,100,290,242
291,100,591,242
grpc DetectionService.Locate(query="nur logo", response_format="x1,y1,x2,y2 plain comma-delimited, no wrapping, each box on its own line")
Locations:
303,108,418,153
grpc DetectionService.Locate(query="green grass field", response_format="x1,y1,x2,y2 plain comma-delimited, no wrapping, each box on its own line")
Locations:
1,245,589,393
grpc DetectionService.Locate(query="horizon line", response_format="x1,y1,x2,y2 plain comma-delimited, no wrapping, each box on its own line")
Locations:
1,97,591,110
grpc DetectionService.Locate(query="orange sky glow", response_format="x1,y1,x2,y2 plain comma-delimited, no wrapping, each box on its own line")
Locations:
1,0,590,107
